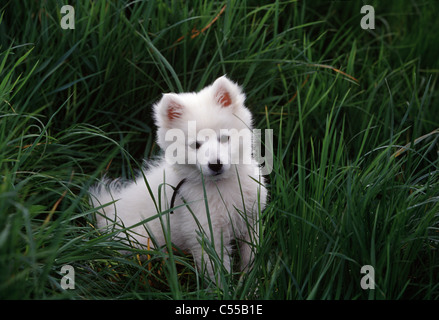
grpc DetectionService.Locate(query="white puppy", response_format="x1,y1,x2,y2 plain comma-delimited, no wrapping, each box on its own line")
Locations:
90,76,267,282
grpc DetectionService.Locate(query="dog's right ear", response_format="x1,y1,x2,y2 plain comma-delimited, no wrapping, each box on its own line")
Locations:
211,76,245,110
154,93,184,127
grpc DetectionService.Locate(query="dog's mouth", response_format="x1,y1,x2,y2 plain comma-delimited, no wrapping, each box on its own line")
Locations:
193,163,228,180
206,170,225,181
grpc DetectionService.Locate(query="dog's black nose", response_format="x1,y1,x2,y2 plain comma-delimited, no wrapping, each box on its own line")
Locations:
208,161,223,173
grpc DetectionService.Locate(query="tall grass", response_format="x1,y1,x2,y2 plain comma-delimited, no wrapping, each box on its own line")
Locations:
0,0,438,299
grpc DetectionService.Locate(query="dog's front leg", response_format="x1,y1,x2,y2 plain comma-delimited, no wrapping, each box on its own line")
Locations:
238,223,259,273
191,241,233,285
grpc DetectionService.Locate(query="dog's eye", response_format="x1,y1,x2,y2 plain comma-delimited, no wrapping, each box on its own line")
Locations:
190,141,202,149
219,135,229,143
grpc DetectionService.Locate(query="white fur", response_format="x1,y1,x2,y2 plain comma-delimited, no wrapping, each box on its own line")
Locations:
90,76,268,282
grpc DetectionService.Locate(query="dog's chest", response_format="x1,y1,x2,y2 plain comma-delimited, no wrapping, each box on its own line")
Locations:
176,179,254,226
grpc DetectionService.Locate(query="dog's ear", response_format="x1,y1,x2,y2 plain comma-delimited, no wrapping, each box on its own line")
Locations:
212,76,243,109
154,93,184,127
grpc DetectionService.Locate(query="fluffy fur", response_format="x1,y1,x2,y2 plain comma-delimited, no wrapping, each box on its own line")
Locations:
90,76,267,281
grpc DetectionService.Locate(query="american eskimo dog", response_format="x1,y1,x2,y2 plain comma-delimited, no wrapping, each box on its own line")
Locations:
90,76,267,282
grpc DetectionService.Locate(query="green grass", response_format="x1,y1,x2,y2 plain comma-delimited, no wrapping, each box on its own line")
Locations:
1,0,438,299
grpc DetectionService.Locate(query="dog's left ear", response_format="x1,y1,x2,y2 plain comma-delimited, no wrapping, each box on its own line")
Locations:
212,76,244,109
153,93,185,129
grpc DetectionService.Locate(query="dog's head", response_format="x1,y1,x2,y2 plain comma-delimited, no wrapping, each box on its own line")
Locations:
153,76,254,180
